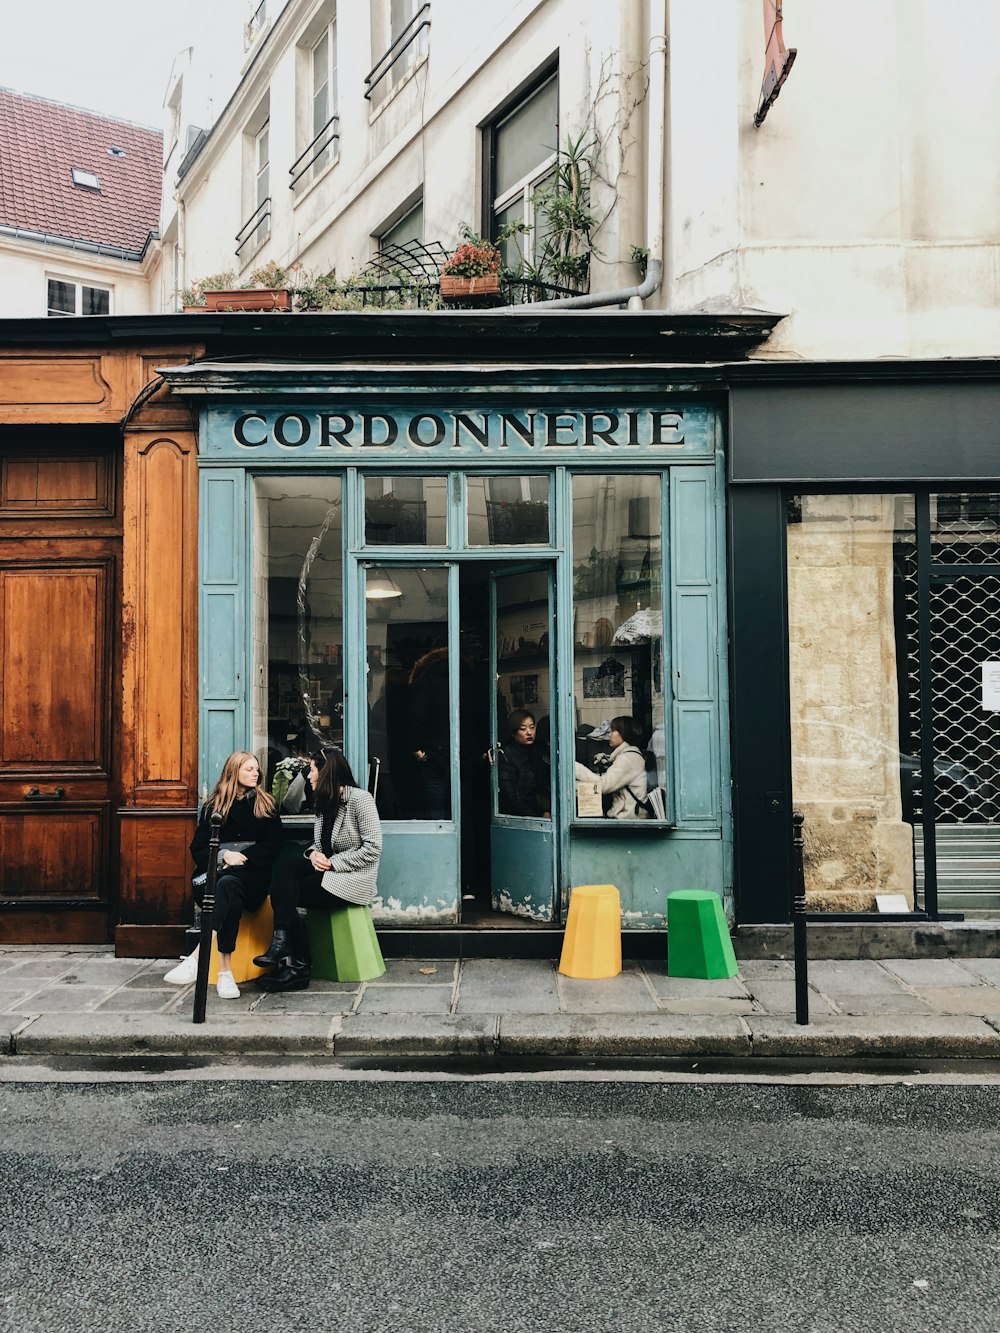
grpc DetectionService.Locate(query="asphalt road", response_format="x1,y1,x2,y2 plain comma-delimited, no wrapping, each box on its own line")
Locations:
2,1078,1000,1332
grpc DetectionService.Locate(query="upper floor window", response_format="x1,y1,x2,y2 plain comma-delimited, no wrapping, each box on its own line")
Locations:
47,277,111,317
379,198,423,251
238,100,271,264
366,0,430,106
487,72,558,270
312,22,338,171
292,8,339,192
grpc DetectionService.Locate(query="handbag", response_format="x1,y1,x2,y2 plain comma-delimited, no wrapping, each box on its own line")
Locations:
217,840,255,868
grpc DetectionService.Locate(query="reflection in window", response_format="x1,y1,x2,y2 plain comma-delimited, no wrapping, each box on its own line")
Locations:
488,72,558,270
495,569,551,819
367,565,450,820
364,475,447,545
467,474,549,545
571,475,665,820
255,476,343,813
787,494,917,910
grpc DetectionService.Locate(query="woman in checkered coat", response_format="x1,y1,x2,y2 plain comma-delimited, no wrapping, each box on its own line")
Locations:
256,745,382,992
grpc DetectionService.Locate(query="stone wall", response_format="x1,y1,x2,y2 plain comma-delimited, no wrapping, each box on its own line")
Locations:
787,494,914,909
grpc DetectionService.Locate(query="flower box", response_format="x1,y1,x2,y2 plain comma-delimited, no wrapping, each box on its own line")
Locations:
203,288,292,312
440,273,501,299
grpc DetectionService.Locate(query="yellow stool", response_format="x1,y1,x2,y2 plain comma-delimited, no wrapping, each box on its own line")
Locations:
208,899,275,984
559,884,622,979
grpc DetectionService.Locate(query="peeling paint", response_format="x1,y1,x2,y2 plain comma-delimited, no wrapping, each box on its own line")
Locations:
493,890,551,922
372,897,457,926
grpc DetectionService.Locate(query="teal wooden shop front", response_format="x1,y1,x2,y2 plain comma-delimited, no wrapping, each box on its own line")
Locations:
194,377,730,929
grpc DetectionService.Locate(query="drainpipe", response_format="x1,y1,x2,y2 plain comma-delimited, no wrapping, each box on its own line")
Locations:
510,0,667,311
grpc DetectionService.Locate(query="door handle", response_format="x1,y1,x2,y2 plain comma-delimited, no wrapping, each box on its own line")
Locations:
24,786,65,801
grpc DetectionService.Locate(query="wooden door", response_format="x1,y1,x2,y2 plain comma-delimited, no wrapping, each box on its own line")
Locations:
0,448,120,943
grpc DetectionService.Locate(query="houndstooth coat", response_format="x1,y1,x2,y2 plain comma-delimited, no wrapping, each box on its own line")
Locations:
310,786,382,905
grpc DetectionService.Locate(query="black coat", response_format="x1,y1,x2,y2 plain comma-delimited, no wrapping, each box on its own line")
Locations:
497,740,550,817
189,794,283,888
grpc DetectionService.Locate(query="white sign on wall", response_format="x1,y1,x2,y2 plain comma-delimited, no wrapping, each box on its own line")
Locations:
981,662,1000,710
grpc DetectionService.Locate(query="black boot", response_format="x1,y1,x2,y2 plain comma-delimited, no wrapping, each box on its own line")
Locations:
255,915,310,991
253,929,289,968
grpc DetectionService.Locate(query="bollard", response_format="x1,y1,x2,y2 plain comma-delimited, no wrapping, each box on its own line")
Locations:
192,811,223,1024
792,808,809,1026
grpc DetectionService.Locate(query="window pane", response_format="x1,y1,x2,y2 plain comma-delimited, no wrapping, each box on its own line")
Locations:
788,495,920,910
494,198,525,270
496,569,551,819
256,476,343,811
367,564,450,820
83,286,110,315
364,475,447,545
467,475,550,546
495,75,557,198
571,475,665,821
47,279,75,316
381,201,423,250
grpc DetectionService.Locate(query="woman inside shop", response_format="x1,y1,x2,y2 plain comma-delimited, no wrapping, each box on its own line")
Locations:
254,745,382,993
164,751,283,999
575,716,650,819
497,709,551,818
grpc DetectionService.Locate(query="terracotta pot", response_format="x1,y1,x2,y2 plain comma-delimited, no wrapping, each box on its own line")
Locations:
440,273,501,299
203,288,292,312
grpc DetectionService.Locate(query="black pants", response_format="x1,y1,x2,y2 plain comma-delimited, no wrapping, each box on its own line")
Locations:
194,872,269,954
270,856,351,929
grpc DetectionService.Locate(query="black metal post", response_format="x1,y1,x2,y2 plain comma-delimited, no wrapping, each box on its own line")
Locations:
192,812,223,1024
792,808,809,1025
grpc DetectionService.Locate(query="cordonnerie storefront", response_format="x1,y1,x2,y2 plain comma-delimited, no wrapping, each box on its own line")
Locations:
163,354,735,932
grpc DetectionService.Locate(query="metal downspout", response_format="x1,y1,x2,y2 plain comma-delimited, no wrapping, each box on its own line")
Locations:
510,0,668,312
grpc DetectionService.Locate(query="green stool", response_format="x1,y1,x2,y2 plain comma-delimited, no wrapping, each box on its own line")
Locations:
307,904,386,982
666,890,738,979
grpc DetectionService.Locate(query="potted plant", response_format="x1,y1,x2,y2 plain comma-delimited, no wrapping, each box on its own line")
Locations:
440,232,502,298
201,262,294,312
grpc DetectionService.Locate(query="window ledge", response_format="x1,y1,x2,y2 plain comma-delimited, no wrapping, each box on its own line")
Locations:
368,52,428,124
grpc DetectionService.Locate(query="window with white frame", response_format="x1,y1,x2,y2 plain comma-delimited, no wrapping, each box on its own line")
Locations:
292,8,339,192
487,72,558,272
238,101,271,264
367,0,429,105
46,277,111,317
311,20,338,173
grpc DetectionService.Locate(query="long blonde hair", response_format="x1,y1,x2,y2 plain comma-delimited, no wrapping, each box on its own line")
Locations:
205,751,276,822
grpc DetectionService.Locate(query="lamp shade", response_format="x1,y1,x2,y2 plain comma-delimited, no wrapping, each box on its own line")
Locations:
366,570,402,600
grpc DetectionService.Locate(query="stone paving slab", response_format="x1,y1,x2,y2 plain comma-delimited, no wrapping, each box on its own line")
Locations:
253,990,358,1015
380,958,459,984
959,959,1000,986
13,1012,337,1055
335,1014,495,1057
829,993,936,1016
881,958,982,987
642,969,751,1000
740,980,838,1016
557,968,659,1014
13,986,111,1013
455,958,560,1014
57,958,153,984
749,1015,1000,1059
356,983,454,1015
806,960,913,994
918,986,1000,1016
1,958,76,980
658,997,757,1017
95,990,177,1013
0,992,38,1014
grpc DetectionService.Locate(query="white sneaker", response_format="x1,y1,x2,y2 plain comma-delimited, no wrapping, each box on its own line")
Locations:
216,970,240,1000
164,954,198,985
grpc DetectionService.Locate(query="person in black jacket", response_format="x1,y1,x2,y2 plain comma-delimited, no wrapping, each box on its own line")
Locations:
163,751,282,999
497,709,551,818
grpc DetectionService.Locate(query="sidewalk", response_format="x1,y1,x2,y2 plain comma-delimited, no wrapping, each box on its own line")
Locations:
5,946,1000,1061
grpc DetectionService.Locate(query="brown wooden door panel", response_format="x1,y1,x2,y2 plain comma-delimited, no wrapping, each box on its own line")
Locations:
0,804,109,902
0,563,110,770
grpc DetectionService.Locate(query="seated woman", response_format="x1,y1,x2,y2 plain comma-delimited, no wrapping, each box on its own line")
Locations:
497,708,551,818
164,751,282,999
574,715,650,819
254,745,382,992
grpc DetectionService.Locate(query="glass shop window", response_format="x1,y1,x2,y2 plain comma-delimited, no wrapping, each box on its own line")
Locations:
571,474,666,822
364,475,447,545
366,564,451,820
256,476,343,814
467,474,550,545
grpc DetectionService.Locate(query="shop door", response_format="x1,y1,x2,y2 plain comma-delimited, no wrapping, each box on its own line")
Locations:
0,545,118,943
490,566,558,921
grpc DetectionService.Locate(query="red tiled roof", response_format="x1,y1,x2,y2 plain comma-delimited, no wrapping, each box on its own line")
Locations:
0,88,162,255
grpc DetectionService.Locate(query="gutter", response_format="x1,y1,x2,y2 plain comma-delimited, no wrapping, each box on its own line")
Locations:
511,0,668,312
0,223,158,264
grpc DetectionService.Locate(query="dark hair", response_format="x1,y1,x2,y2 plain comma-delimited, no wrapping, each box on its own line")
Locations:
310,746,358,812
610,715,646,748
507,708,536,741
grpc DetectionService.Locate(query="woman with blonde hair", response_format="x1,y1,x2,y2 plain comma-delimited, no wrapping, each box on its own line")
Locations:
164,751,282,998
